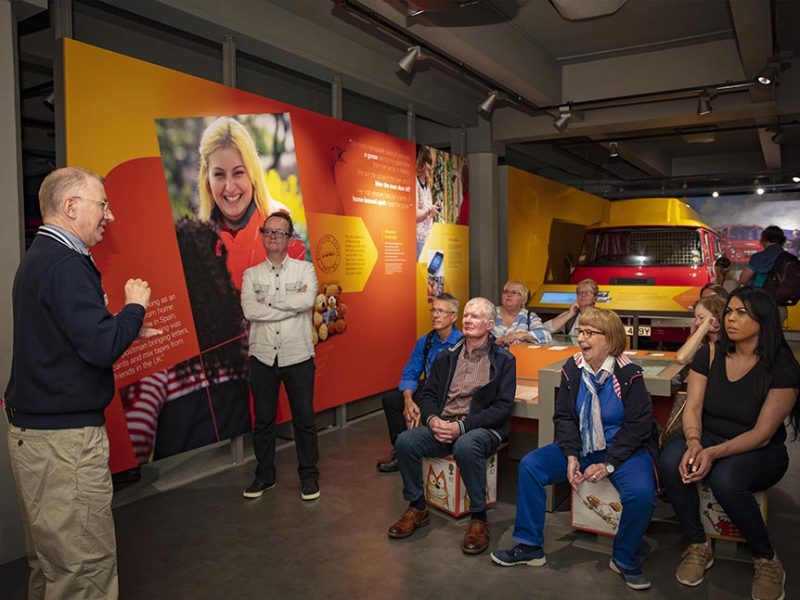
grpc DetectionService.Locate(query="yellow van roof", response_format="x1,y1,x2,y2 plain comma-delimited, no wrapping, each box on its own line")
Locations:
587,198,709,230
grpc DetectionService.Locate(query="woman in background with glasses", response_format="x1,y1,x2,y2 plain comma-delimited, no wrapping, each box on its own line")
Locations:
492,308,658,590
544,278,599,341
198,116,306,290
492,280,551,346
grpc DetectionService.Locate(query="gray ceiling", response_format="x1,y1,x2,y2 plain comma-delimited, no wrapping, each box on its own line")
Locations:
13,0,800,199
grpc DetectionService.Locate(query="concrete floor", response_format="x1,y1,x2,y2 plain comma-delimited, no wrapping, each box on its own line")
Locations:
2,412,799,600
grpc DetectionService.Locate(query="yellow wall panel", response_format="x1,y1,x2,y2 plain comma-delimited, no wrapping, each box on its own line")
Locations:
507,167,608,292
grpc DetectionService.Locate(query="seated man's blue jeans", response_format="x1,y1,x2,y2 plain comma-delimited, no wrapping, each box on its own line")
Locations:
512,443,656,570
396,425,500,512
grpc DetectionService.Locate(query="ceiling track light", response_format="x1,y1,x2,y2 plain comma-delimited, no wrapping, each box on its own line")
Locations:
756,51,793,86
397,45,421,74
697,91,712,116
757,64,778,86
793,176,800,183
479,90,499,116
336,0,542,114
608,141,619,158
770,127,786,144
553,105,572,133
712,191,719,198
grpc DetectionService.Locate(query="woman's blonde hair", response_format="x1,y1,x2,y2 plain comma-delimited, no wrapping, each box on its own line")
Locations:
197,117,273,221
579,307,627,356
504,280,530,304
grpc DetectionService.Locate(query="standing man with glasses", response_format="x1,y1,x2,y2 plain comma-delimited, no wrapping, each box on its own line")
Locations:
388,298,516,555
5,167,156,599
493,280,551,346
241,211,321,501
376,293,463,473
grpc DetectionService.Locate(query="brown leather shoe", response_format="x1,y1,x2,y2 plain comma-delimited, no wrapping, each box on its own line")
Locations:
462,519,490,555
388,507,430,539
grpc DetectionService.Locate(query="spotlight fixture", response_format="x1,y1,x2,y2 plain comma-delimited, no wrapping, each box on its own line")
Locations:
712,191,719,198
770,128,786,144
397,46,421,74
608,142,619,158
757,66,776,85
479,90,499,115
793,176,800,183
755,52,792,86
756,187,765,195
697,91,712,116
553,105,571,133
43,92,55,110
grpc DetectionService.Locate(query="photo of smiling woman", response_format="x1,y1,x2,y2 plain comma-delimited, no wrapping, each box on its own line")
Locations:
116,114,313,464
197,116,307,290
156,113,309,293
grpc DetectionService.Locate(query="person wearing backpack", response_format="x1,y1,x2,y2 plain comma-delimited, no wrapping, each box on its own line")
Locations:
376,293,463,473
739,225,789,322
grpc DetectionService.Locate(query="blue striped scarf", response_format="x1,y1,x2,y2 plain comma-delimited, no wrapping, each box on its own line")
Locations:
579,367,609,456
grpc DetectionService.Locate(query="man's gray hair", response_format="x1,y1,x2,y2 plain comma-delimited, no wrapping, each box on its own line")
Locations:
435,292,460,314
466,297,497,322
39,167,103,218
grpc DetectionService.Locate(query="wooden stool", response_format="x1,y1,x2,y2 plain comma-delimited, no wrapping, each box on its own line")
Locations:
570,479,768,562
422,453,498,517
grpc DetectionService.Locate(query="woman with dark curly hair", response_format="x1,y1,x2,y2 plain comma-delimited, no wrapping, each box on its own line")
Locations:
659,287,799,600
122,218,250,463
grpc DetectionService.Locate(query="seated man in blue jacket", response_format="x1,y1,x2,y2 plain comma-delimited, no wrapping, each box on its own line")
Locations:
377,293,463,472
387,297,516,555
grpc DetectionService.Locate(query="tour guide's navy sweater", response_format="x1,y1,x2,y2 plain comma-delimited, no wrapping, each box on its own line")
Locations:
5,234,145,429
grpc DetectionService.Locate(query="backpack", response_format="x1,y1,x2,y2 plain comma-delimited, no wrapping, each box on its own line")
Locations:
763,250,800,306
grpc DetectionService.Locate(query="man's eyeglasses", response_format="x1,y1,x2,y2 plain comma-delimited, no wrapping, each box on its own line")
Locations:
74,196,110,214
575,328,604,338
576,290,596,297
430,307,455,316
259,227,290,239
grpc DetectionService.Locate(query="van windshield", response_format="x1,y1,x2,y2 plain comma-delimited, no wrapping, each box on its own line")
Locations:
726,226,762,241
577,228,702,267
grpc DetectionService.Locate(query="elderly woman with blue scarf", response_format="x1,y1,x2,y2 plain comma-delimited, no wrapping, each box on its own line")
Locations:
492,308,658,590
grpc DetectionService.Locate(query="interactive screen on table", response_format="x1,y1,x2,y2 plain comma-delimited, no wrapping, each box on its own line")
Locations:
538,291,577,304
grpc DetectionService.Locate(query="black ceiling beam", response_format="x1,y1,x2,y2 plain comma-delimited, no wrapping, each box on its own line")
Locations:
17,10,50,37
333,0,543,115
21,81,54,100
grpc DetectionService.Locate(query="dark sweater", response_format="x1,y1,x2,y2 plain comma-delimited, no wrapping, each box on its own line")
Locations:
554,353,659,468
5,234,144,428
418,336,516,440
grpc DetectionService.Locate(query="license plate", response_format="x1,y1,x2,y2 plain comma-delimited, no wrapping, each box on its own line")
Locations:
637,326,651,337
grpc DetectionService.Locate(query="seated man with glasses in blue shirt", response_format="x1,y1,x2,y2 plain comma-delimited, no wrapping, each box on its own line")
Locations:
377,293,463,472
493,280,551,347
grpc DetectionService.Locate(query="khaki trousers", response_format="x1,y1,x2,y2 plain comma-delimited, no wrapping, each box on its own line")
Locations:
7,425,118,600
